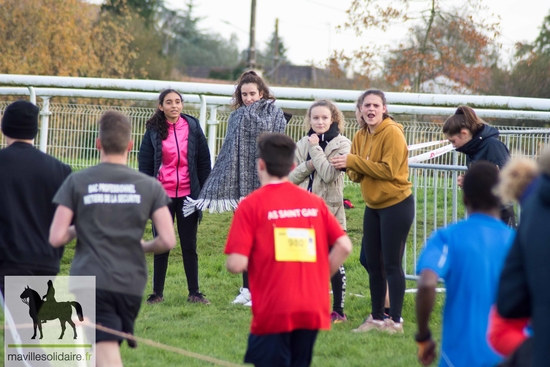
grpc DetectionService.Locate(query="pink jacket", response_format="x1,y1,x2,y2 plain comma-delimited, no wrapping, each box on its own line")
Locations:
158,116,191,198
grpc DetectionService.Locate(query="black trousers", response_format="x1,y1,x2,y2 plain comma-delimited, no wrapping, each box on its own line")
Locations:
330,266,346,315
359,195,414,322
501,204,516,229
152,196,200,296
245,329,319,367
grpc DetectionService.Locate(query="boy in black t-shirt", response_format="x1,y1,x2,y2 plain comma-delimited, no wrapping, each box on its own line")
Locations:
50,111,176,367
0,100,72,296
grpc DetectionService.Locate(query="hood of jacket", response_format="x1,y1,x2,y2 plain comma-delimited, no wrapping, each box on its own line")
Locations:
457,124,499,155
369,117,405,136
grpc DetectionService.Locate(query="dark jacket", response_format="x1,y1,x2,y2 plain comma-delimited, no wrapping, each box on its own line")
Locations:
456,124,510,169
457,124,515,226
497,173,550,367
138,114,211,200
0,142,72,273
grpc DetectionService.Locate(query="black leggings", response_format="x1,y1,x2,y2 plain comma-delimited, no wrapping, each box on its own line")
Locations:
359,195,414,322
152,196,200,296
331,266,346,315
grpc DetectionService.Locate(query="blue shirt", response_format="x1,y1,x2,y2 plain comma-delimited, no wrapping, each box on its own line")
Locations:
417,214,515,367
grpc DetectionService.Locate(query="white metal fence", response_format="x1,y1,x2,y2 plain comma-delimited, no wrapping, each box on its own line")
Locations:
2,102,548,170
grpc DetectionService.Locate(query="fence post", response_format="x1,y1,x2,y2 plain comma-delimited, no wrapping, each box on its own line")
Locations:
28,86,36,105
199,95,207,133
39,96,51,153
207,106,218,169
452,150,458,222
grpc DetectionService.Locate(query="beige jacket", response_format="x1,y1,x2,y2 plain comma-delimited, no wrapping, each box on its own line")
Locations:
289,134,351,229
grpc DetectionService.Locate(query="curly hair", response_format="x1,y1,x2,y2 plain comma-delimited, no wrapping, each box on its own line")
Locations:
442,105,486,137
496,157,538,204
231,70,275,110
303,99,345,133
145,89,183,140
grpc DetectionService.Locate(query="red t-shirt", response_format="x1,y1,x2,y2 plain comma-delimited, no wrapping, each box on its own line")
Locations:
224,181,346,335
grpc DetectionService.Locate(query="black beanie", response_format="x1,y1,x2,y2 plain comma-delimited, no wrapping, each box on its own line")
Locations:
1,100,39,139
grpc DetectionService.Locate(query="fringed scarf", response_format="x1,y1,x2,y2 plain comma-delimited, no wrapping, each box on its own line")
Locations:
183,99,287,216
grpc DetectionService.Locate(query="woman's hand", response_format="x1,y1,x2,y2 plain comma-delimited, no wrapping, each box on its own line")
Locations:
308,134,319,145
331,154,348,169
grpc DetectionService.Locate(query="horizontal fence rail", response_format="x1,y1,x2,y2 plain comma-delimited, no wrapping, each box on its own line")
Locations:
1,76,549,282
2,74,550,111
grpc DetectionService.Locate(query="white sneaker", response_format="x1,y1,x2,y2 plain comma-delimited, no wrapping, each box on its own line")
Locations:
382,318,404,334
351,315,385,333
244,300,252,307
232,287,251,304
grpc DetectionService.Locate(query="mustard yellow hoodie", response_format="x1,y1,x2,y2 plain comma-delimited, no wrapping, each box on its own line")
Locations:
346,118,412,209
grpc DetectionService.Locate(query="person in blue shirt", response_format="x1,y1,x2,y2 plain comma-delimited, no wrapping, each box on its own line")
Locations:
414,161,515,367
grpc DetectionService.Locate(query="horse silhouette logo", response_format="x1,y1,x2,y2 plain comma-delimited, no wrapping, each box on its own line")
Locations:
19,280,84,340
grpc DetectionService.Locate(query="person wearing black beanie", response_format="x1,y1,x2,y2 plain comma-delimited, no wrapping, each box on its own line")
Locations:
0,100,72,297
1,100,40,139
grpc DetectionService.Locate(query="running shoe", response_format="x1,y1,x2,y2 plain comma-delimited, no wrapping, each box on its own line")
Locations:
146,293,164,304
382,318,404,334
232,287,251,304
330,311,348,323
187,292,211,305
351,315,385,332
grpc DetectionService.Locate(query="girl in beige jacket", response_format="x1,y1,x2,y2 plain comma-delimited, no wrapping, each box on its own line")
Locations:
289,99,351,323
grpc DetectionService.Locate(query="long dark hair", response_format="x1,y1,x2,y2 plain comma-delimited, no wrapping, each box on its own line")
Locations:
145,89,183,140
442,105,486,136
231,70,275,110
356,89,393,128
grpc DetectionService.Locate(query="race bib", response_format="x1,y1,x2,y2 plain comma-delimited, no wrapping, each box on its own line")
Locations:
274,227,316,262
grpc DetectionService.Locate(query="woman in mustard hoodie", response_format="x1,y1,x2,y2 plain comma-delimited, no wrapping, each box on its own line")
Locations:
331,88,414,334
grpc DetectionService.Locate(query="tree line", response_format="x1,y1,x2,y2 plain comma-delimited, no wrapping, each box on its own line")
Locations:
0,0,283,81
339,0,550,98
0,0,548,98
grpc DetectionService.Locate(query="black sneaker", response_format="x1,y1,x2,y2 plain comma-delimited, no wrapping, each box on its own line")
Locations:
187,292,211,305
146,293,164,304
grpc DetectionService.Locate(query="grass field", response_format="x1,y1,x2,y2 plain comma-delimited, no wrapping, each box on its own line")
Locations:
1,185,446,366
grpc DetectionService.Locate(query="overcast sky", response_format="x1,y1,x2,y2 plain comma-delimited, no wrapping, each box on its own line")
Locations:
165,0,549,68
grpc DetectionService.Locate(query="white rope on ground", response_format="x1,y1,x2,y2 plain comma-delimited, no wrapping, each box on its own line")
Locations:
91,323,245,367
404,288,446,293
0,293,34,367
0,320,245,367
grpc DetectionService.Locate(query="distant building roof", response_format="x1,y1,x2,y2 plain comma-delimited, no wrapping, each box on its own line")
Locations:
266,64,335,87
183,66,212,79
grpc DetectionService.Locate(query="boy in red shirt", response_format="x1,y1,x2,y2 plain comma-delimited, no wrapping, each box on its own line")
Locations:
225,133,352,367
